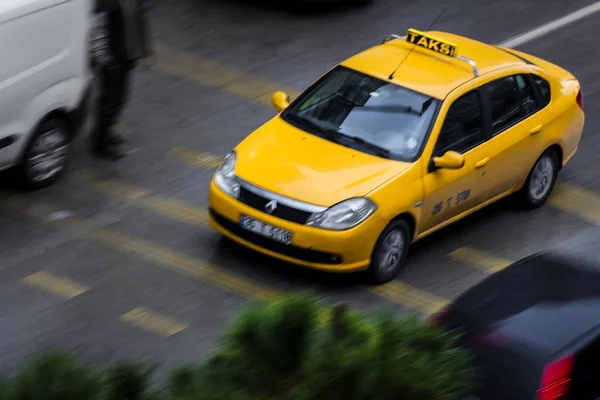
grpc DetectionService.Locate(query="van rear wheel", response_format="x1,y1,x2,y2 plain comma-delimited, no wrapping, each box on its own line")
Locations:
19,119,71,190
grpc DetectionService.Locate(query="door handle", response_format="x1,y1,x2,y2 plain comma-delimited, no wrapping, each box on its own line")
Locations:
475,157,489,168
530,124,543,135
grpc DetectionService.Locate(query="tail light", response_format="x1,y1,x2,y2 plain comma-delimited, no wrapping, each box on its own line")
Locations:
536,354,574,400
576,89,583,110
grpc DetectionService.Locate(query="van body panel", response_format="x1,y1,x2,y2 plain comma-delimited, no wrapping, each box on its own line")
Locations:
0,0,91,169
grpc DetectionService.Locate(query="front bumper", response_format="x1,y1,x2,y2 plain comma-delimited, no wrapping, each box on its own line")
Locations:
208,178,385,273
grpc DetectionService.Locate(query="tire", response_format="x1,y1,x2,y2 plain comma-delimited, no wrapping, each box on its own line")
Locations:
518,148,559,209
18,119,71,190
368,219,411,284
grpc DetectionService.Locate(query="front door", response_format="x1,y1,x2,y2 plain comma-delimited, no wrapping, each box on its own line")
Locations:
420,89,491,234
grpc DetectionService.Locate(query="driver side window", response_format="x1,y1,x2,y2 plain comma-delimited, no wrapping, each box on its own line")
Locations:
434,90,484,156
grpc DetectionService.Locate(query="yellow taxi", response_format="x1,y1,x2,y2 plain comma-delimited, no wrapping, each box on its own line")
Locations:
208,28,584,283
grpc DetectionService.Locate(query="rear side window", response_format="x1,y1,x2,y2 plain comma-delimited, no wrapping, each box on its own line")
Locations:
487,76,525,135
515,75,538,116
532,75,551,108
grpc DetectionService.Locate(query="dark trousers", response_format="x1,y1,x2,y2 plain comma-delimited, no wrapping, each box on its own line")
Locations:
91,62,135,149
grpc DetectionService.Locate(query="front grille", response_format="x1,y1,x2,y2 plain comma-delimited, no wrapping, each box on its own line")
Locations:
238,186,313,224
210,209,343,265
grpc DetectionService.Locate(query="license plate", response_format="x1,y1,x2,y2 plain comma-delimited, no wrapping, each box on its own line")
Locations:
239,215,292,245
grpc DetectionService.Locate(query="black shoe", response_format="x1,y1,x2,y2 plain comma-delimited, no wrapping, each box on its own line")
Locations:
94,144,126,160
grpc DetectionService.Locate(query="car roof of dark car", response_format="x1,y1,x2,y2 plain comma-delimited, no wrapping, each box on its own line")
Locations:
452,234,600,357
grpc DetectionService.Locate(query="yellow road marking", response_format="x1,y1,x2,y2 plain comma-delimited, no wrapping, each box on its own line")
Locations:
5,196,276,303
89,229,274,302
448,247,512,273
169,146,223,169
5,195,447,315
120,307,188,337
151,44,300,107
370,281,449,315
550,182,600,225
72,174,449,314
23,271,89,299
72,170,209,227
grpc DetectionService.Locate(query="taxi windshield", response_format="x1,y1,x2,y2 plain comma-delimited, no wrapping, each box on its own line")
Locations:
281,66,441,162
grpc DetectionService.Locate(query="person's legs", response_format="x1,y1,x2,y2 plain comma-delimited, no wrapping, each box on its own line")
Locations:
91,64,132,159
106,63,135,145
89,67,111,150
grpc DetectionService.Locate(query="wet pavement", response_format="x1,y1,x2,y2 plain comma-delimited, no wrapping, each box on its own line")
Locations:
1,0,600,375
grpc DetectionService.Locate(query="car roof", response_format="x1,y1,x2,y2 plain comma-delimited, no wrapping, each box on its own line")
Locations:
340,31,525,99
451,248,600,357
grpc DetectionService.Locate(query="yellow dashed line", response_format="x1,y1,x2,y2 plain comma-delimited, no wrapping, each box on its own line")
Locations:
120,307,188,337
6,197,277,303
151,44,300,107
370,281,449,315
23,271,89,299
145,197,209,227
168,146,223,169
448,247,512,273
73,171,149,201
72,170,209,227
550,182,600,225
5,195,445,315
71,174,448,314
89,229,276,302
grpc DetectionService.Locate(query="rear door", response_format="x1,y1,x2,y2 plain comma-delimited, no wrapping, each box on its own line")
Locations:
478,73,548,200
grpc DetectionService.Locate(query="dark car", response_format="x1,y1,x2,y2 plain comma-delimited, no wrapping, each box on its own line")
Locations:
299,0,372,6
431,243,600,400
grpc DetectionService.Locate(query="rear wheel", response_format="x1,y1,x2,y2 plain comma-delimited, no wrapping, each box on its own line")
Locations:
368,220,411,284
518,148,559,209
18,119,71,190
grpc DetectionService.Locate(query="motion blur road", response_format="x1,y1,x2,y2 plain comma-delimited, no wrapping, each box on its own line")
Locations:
1,0,599,376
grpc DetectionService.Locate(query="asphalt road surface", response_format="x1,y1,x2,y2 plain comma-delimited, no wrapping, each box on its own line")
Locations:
1,0,600,377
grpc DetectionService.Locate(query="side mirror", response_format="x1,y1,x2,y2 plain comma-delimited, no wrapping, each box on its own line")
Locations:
431,151,465,170
271,91,290,112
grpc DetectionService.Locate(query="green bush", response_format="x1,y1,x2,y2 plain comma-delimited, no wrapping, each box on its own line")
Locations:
0,293,473,400
99,361,155,400
190,293,472,400
10,351,100,400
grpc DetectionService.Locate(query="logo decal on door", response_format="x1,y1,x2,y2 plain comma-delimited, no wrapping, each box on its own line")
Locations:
432,189,471,215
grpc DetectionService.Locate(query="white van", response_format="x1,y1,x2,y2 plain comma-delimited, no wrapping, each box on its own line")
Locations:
0,0,92,189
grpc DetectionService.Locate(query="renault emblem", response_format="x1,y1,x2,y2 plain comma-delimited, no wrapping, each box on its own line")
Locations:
265,200,278,214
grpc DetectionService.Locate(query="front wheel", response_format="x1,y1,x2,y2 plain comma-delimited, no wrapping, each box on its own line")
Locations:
518,149,559,209
18,119,71,190
368,220,411,284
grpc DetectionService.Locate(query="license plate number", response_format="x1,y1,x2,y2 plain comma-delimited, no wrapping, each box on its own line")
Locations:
240,215,292,245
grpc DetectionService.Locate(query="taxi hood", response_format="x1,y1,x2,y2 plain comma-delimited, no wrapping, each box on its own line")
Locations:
233,117,412,207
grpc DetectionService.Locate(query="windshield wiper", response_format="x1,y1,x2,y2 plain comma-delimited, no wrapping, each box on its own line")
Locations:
289,115,342,143
288,115,390,158
340,135,391,159
352,105,421,115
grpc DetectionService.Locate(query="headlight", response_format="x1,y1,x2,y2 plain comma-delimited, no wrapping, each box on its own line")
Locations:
306,198,376,230
214,151,240,198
